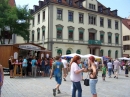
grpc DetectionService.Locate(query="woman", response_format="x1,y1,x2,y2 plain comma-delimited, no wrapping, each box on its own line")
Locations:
107,60,113,78
22,57,28,77
8,56,14,78
88,56,98,97
0,64,4,96
70,55,84,97
41,57,45,77
31,56,37,77
125,62,129,77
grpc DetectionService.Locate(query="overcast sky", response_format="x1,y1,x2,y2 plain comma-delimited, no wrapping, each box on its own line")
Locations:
15,0,130,18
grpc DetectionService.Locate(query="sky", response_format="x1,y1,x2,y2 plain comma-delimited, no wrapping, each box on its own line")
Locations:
15,0,130,18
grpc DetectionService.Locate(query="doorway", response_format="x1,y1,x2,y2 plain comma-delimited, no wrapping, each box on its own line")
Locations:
90,49,96,55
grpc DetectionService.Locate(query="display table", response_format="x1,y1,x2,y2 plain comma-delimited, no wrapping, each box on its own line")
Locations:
13,63,22,77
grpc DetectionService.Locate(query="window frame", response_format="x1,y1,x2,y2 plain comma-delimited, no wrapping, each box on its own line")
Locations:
43,10,45,21
57,8,63,20
108,19,111,28
68,11,74,22
79,13,84,23
115,21,119,30
100,17,104,27
57,28,62,39
38,13,40,24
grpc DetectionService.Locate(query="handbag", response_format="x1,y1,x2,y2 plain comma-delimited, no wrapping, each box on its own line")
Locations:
84,72,89,86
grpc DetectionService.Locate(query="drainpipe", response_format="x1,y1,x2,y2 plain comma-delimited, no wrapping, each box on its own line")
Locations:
120,19,123,57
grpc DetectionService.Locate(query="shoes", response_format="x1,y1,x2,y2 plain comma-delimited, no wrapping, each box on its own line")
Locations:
53,89,56,96
114,76,116,78
116,77,118,79
57,90,61,94
63,78,66,81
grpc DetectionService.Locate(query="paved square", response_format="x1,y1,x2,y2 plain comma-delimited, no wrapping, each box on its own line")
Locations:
2,71,130,97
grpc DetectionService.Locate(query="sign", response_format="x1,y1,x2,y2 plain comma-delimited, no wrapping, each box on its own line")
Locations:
14,52,18,59
19,45,41,50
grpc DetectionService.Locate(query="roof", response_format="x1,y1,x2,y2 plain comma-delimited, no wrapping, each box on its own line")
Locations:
30,0,121,19
9,0,16,6
122,19,130,30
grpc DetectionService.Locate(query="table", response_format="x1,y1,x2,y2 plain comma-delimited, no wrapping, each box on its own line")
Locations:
13,63,22,77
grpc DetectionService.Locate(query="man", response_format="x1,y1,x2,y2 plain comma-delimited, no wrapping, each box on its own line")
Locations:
113,59,120,79
27,55,32,76
61,57,68,81
50,56,64,96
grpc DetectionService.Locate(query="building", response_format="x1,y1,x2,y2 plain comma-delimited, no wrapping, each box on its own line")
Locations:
29,0,122,58
122,18,130,57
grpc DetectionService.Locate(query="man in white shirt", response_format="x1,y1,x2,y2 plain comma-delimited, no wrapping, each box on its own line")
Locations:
62,57,68,81
113,59,120,79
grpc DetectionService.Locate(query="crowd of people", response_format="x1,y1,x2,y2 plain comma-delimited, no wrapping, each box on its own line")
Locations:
5,54,130,97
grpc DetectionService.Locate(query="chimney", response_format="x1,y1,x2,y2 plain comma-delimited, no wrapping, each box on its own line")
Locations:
106,7,111,15
39,1,43,7
112,9,118,16
33,5,39,12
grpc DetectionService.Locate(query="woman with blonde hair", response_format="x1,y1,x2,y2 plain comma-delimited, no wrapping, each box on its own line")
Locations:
70,55,84,97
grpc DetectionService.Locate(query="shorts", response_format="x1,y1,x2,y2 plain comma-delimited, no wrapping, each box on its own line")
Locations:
89,79,98,95
55,75,62,85
102,74,106,77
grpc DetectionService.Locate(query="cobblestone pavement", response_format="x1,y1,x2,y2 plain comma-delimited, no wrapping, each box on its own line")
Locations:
2,71,130,97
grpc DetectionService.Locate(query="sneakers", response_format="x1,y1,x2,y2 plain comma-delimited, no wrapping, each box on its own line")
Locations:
63,78,66,81
57,90,61,94
53,89,56,96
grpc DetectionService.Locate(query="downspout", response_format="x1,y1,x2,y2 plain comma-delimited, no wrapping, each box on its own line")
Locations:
120,19,123,57
47,1,50,50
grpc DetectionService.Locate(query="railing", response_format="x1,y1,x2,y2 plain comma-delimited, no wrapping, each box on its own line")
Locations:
88,40,102,45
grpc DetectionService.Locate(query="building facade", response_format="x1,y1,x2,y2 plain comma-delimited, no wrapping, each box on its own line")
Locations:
122,18,130,57
29,0,122,58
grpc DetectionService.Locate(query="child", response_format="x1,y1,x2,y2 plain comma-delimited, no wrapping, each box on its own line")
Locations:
79,62,84,81
102,63,107,81
125,63,129,77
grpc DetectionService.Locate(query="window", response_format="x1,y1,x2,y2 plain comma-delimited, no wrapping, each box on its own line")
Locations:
100,34,104,43
79,2,82,8
115,51,118,58
42,27,45,39
108,19,111,28
69,0,73,6
89,16,96,25
108,33,112,43
100,18,104,27
76,50,81,54
115,35,119,44
37,28,40,41
57,49,62,55
57,9,62,20
32,17,35,27
32,31,34,42
66,50,71,54
124,45,130,50
57,0,62,3
68,30,73,40
100,50,103,56
79,31,83,41
43,11,45,20
123,36,130,41
108,50,111,57
57,28,62,39
99,6,103,12
68,11,73,22
115,21,118,29
38,14,40,24
79,13,83,23
89,4,96,10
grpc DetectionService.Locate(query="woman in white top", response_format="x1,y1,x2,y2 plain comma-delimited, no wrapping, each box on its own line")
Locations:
70,55,84,97
107,60,113,78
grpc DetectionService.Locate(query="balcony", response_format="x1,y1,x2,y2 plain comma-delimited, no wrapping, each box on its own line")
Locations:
88,40,102,45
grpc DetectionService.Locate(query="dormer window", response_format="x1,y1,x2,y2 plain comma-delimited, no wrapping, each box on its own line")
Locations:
99,6,103,12
79,2,82,8
89,3,95,10
69,0,73,6
57,0,62,3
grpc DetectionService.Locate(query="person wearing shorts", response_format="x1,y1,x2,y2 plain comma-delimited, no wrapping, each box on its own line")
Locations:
50,56,64,96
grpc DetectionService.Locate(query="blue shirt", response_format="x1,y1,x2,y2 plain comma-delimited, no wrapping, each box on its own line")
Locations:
31,59,37,67
22,59,27,67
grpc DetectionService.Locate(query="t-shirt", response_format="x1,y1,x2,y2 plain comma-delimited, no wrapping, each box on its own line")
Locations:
70,62,82,82
107,62,113,68
62,59,68,68
52,61,64,74
22,59,27,67
79,64,82,69
31,59,37,67
102,66,107,74
113,60,120,69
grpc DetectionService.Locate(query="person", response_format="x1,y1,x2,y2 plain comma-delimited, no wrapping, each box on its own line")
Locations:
62,57,68,81
79,62,84,81
113,59,120,79
44,58,50,77
37,58,41,76
41,57,45,77
0,64,4,96
8,56,14,78
27,55,32,76
22,57,28,77
107,60,113,78
31,56,37,77
50,56,64,96
88,56,98,97
70,55,84,97
125,62,129,77
102,63,107,81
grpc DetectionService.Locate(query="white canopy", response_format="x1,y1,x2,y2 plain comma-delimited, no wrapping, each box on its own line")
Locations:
62,53,84,58
83,54,102,59
118,57,130,60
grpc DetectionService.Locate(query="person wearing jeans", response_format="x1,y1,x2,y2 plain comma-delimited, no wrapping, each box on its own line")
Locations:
70,55,84,97
31,56,37,77
107,60,113,78
22,58,28,77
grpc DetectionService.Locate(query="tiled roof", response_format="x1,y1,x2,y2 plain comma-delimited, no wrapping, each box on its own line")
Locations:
9,0,16,6
122,19,130,30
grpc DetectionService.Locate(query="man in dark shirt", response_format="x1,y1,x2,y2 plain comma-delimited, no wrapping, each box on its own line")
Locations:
27,55,32,76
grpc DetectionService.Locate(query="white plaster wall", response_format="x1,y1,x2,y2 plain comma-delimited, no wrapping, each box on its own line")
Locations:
16,36,25,43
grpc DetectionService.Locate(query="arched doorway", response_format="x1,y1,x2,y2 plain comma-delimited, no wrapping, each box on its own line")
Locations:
66,50,71,55
57,49,62,55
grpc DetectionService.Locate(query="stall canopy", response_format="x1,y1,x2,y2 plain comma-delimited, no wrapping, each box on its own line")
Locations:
83,54,102,59
62,53,84,58
118,57,130,61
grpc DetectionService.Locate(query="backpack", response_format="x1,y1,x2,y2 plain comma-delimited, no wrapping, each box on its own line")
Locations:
54,62,62,77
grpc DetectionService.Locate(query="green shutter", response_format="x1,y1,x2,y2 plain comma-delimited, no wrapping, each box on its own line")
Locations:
100,50,103,52
108,50,111,53
79,30,83,33
57,28,62,31
42,29,45,32
69,30,73,32
116,35,118,38
108,33,112,36
100,33,104,35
